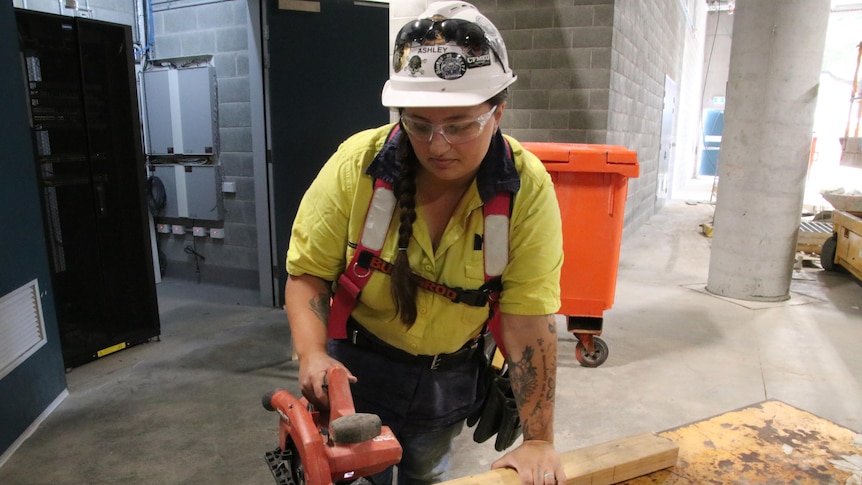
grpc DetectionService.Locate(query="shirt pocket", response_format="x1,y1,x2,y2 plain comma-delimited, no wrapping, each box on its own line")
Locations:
463,249,486,286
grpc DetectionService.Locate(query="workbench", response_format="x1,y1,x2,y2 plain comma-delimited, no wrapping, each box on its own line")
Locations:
443,400,860,484
621,400,862,484
831,209,862,282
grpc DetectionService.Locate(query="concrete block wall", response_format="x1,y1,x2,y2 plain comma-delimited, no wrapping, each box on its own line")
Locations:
608,0,688,235
150,0,258,288
491,1,616,145
391,1,616,144
394,1,700,239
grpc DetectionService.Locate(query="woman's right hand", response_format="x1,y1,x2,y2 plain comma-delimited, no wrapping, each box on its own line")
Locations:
298,350,357,409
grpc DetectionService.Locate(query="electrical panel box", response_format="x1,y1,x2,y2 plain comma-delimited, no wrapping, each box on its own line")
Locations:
185,164,223,220
143,65,218,156
151,164,179,217
149,164,224,221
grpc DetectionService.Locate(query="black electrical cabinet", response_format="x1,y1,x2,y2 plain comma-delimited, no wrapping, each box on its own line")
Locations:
16,10,160,368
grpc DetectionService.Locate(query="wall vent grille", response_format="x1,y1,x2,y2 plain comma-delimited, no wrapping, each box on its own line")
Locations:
0,280,48,380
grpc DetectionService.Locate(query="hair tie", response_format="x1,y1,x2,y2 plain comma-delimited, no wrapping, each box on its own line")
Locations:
398,246,408,252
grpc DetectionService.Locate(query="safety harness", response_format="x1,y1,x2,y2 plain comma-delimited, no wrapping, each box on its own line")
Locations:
327,131,513,357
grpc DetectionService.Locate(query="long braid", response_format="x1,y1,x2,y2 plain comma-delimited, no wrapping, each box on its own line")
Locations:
388,89,509,327
391,132,419,327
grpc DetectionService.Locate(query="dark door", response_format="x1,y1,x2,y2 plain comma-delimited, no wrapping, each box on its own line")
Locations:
264,0,389,305
16,10,159,367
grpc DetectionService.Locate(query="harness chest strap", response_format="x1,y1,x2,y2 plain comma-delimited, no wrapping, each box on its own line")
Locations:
327,179,510,354
355,251,499,307
328,178,395,339
481,187,510,357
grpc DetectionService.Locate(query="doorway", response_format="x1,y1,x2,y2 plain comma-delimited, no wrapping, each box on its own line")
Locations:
263,0,390,306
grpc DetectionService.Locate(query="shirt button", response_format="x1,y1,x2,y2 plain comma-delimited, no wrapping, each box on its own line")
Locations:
419,307,428,315
424,264,433,272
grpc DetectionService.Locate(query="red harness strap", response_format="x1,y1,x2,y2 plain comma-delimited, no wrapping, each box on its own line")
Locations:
327,180,510,350
481,188,511,358
328,177,394,339
354,251,499,307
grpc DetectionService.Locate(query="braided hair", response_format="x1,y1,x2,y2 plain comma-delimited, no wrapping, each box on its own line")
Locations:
390,133,419,327
390,89,510,328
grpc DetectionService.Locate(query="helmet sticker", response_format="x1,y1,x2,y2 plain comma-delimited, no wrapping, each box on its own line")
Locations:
434,52,467,80
383,4,517,107
465,45,491,68
393,15,500,79
407,55,425,76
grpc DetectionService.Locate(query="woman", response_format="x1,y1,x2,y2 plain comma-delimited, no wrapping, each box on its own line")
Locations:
285,2,565,483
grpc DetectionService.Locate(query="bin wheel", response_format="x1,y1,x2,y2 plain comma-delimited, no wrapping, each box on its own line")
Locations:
821,234,837,271
575,337,608,367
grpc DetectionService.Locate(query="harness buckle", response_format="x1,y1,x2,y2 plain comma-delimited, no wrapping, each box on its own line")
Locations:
351,261,371,279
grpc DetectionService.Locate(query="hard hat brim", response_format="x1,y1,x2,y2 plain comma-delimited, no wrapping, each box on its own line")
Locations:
380,76,516,108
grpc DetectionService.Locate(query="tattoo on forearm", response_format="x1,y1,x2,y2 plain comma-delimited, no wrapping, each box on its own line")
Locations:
510,346,539,412
309,292,331,326
509,316,558,439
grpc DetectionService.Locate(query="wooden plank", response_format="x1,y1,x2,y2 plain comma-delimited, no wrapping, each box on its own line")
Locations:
796,242,824,254
835,210,862,282
442,433,678,485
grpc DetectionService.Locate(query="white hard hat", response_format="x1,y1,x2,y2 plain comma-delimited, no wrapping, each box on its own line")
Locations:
381,1,517,108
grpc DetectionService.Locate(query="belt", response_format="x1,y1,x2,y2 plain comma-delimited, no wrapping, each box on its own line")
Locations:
345,318,481,371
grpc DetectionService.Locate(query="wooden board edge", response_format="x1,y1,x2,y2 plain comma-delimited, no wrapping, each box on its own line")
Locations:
442,433,679,485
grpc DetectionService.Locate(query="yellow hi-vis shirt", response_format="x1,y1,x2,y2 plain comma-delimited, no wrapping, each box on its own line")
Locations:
287,124,562,356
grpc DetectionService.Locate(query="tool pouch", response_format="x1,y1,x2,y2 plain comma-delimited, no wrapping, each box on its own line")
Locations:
466,345,522,451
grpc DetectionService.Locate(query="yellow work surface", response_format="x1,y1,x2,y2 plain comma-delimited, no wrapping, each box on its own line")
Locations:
622,400,862,484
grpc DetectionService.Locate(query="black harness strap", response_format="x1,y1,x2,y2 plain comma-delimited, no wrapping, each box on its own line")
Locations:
356,251,502,307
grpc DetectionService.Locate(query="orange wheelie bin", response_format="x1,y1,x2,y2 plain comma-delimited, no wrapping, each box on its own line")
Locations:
520,142,639,367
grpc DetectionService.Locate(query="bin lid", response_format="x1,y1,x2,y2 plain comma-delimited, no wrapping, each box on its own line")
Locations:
521,142,639,178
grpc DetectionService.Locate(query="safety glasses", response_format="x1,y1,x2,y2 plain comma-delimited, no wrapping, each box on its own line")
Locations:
396,18,487,50
400,105,497,144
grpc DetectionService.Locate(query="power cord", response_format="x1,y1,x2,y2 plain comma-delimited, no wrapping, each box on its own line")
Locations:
147,175,166,216
184,241,205,284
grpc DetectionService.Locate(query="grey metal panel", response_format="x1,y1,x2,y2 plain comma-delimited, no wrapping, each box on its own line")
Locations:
177,67,217,155
184,165,223,221
151,165,179,218
143,70,174,155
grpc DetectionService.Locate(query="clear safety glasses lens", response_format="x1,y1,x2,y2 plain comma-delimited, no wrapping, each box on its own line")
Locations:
401,105,497,144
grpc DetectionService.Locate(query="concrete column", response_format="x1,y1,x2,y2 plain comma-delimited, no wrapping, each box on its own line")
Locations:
706,0,830,301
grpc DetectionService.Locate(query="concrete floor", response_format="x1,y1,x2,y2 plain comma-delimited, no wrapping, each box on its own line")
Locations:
1,191,861,484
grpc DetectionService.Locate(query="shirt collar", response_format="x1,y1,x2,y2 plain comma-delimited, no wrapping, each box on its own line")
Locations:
367,126,521,203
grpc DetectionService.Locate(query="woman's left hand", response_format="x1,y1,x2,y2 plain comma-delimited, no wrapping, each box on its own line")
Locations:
490,439,566,484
